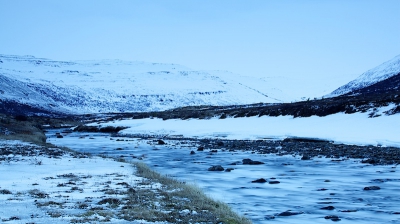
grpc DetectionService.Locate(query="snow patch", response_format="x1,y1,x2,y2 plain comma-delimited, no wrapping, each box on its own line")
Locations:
92,110,400,147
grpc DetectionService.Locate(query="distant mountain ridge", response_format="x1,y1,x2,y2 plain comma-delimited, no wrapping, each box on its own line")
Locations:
0,54,285,115
330,54,400,96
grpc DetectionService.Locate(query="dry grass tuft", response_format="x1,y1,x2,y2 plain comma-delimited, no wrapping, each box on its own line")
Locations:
130,162,252,224
0,114,46,144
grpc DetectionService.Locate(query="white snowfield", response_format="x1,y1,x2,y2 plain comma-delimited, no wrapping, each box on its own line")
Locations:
0,140,166,224
93,106,400,148
329,54,400,96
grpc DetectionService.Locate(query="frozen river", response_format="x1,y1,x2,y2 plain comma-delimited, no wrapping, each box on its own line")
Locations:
47,129,400,223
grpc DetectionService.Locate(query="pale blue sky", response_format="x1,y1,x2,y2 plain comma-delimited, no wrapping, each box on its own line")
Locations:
1,0,399,80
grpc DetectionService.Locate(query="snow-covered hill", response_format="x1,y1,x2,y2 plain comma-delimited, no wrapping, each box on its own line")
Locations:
0,54,288,114
329,54,400,96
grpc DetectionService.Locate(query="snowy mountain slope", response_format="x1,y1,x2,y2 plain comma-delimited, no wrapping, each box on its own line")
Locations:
329,54,400,96
0,54,286,114
343,73,400,96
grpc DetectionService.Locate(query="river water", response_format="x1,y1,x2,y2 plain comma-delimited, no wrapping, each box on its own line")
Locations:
46,129,400,223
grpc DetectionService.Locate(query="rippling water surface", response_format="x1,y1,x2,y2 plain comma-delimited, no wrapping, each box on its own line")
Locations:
47,130,400,223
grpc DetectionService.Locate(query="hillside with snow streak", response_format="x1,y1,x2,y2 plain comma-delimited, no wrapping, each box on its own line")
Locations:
330,54,400,96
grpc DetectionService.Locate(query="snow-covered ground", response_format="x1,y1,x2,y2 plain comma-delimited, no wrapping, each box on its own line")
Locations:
89,106,400,148
0,140,167,224
46,130,400,223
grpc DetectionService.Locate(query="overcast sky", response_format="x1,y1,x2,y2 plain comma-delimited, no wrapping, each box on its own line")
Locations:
1,0,399,81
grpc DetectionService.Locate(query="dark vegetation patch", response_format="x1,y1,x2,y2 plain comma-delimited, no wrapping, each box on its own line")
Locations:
74,125,128,133
98,198,121,206
28,189,48,198
0,112,82,144
0,99,65,117
0,113,47,144
80,88,400,123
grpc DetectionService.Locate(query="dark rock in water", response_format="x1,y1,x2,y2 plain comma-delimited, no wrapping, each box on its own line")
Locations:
321,206,335,210
325,215,341,221
208,165,224,171
317,188,328,191
56,135,63,138
301,155,311,160
242,159,252,164
217,141,224,146
269,181,280,184
277,210,304,216
225,168,234,172
197,146,204,151
157,140,166,145
243,158,265,165
252,178,267,183
210,149,218,153
364,186,381,190
190,151,195,155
